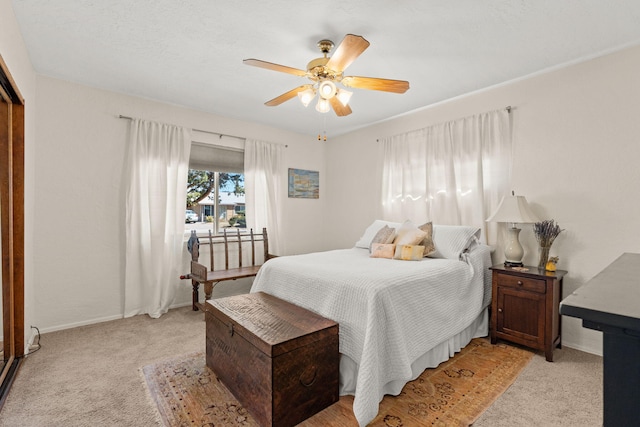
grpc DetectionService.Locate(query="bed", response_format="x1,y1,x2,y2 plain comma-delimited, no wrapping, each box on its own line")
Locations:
250,221,493,426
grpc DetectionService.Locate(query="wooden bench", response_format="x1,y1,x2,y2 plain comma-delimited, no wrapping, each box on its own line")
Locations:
180,227,275,311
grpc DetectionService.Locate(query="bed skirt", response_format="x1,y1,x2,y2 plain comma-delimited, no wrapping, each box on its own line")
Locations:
339,306,489,397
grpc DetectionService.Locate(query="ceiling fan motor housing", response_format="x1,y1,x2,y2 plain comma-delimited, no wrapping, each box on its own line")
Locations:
306,57,341,81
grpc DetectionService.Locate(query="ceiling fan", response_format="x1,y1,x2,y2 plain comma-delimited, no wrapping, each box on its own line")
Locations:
243,34,410,117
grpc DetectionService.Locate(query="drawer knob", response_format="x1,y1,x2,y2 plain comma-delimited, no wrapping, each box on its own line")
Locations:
517,280,523,286
498,308,503,313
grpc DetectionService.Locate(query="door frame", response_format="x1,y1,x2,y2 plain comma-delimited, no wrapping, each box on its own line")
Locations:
0,53,25,410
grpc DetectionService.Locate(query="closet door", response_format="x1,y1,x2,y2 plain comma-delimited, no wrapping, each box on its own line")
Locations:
0,54,25,409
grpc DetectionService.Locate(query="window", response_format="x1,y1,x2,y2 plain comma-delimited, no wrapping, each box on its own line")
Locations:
186,141,245,235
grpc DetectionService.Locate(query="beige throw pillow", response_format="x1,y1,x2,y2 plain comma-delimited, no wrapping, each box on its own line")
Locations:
370,243,396,259
393,245,426,261
418,222,436,256
369,225,396,252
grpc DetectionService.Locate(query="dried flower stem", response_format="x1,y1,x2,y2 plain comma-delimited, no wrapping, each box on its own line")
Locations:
533,219,564,247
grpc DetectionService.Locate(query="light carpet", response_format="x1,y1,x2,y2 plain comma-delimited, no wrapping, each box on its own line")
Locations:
142,338,533,426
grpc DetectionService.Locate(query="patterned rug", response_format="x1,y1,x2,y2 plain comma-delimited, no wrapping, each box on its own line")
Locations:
141,338,533,426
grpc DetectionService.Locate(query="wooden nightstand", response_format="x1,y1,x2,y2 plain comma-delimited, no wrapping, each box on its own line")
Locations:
490,264,567,361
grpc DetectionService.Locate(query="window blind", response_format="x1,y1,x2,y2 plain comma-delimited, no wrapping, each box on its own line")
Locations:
189,142,244,172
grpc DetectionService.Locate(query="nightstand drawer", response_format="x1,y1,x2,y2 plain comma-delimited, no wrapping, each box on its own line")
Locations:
496,273,546,293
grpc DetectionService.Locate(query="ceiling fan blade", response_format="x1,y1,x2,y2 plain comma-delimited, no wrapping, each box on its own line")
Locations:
329,97,352,117
243,59,307,77
341,76,410,94
325,34,370,73
264,85,312,106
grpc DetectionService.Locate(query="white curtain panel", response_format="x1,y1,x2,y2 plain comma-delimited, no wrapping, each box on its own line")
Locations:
244,139,284,255
124,119,191,318
380,109,511,245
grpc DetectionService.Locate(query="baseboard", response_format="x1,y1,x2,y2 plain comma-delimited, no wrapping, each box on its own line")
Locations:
35,314,124,335
32,304,200,336
27,300,213,338
562,340,603,357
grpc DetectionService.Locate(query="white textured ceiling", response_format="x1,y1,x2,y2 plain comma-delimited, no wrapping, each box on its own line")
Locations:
10,0,640,136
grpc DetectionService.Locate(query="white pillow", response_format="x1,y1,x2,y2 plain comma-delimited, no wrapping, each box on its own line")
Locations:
429,225,481,260
354,220,401,248
394,220,428,246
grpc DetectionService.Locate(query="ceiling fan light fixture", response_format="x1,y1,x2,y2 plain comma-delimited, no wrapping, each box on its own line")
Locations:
318,80,336,100
315,97,330,113
336,88,353,106
297,87,316,107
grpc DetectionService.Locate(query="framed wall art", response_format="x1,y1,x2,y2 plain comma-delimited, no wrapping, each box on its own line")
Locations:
288,168,319,199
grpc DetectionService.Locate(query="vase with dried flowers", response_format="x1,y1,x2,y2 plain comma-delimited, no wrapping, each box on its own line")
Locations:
533,219,564,269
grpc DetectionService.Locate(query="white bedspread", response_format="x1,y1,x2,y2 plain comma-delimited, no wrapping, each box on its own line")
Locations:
250,245,491,426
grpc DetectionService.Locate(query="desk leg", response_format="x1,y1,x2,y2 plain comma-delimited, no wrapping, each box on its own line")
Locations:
603,331,640,427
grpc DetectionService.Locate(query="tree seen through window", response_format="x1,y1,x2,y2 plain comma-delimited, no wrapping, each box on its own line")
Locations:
186,170,245,232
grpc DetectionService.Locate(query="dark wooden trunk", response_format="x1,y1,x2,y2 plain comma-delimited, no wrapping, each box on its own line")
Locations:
206,292,339,427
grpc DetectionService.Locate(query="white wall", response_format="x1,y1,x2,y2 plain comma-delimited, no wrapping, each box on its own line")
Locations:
32,76,326,332
325,44,640,356
0,0,37,349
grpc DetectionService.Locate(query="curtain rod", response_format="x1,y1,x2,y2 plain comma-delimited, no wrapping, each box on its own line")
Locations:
118,115,246,141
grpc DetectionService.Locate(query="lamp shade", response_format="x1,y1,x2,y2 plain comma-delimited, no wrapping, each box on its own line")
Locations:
315,97,330,113
297,87,315,107
336,88,352,106
318,80,336,100
486,195,539,224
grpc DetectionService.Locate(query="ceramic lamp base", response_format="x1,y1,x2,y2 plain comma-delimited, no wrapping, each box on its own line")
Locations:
503,226,525,266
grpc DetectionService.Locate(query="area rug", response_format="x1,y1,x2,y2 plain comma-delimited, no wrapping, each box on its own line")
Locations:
141,338,533,427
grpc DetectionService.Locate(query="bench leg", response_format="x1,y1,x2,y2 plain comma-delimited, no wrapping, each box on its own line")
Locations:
191,280,200,311
204,281,219,302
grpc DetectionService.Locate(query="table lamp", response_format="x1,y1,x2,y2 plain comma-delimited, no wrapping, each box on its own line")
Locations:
486,192,539,267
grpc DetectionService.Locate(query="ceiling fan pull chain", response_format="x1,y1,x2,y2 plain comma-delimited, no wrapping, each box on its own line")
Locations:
322,117,328,141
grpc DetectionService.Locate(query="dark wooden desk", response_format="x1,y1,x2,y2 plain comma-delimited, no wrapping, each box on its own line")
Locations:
560,253,640,427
